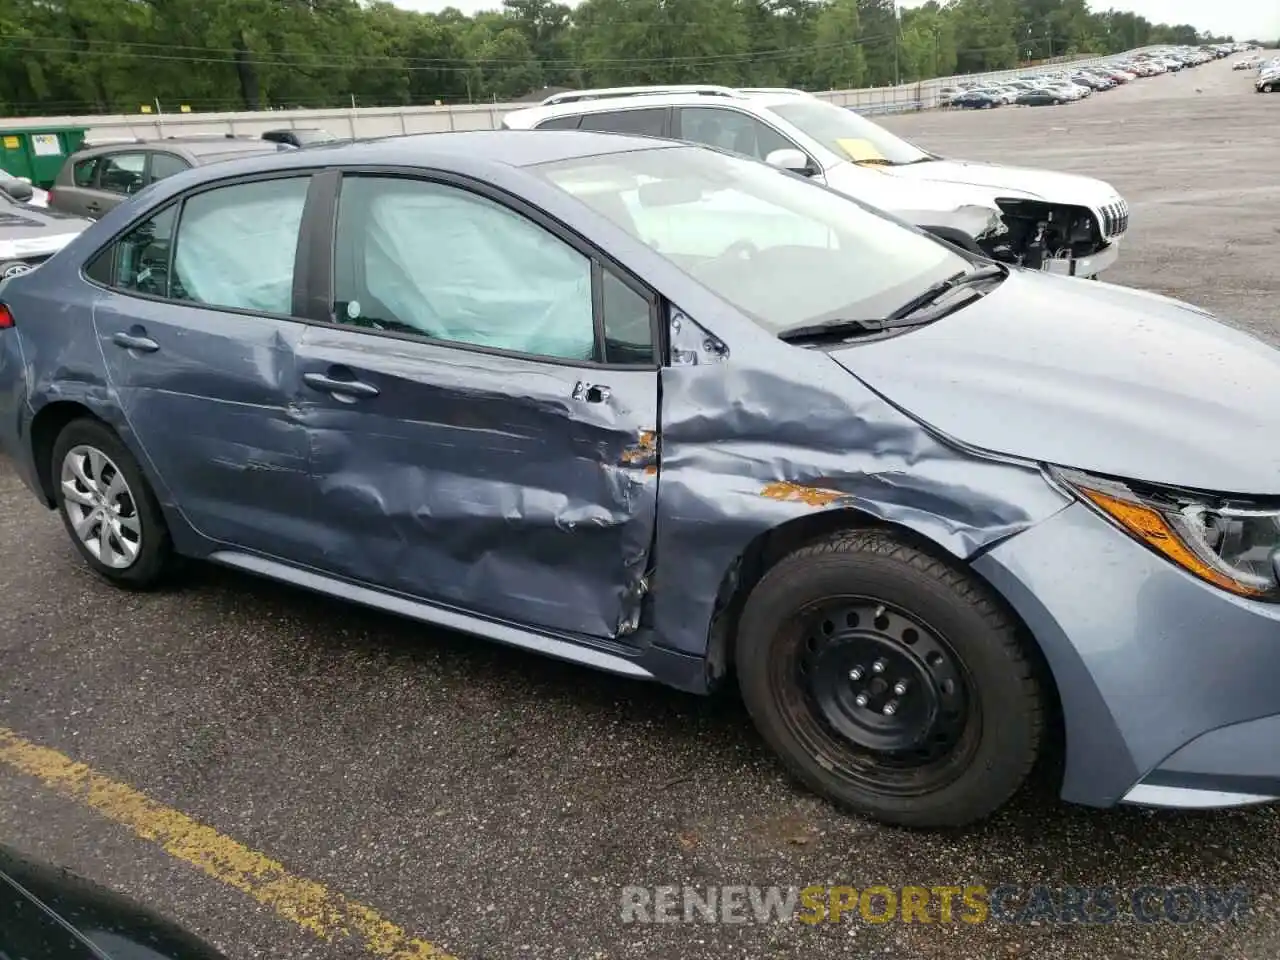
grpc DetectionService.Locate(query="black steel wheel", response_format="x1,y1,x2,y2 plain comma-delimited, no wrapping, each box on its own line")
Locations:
736,529,1044,828
799,599,973,775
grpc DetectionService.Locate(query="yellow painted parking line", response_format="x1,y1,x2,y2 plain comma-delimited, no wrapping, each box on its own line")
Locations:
0,726,456,959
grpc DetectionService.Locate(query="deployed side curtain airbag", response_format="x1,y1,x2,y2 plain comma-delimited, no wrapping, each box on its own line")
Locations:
172,177,309,314
353,179,595,360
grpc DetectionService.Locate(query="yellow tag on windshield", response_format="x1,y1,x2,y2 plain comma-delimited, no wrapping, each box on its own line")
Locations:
835,138,886,163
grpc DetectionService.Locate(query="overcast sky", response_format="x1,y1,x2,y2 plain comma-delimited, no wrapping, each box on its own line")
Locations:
391,0,1278,41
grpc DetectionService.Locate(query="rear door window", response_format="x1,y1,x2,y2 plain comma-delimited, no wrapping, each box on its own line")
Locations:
169,176,311,314
149,152,190,183
577,108,668,137
72,157,100,188
535,115,582,130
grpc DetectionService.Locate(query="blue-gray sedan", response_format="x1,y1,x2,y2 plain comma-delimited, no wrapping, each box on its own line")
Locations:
2,130,1279,828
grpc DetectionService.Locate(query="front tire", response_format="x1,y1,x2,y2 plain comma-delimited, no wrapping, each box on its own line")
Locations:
736,529,1043,828
51,418,174,589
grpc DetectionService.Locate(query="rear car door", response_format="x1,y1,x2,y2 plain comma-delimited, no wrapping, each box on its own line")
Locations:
85,150,149,218
50,153,105,218
85,172,319,559
292,170,660,640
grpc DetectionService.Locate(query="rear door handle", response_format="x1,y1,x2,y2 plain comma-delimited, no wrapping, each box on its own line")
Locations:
111,331,159,353
304,371,380,400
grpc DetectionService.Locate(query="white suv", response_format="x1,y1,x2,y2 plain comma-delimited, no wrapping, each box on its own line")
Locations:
502,85,1129,278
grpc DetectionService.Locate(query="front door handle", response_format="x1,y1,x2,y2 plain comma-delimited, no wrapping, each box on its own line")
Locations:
303,371,380,400
111,330,159,353
572,381,611,403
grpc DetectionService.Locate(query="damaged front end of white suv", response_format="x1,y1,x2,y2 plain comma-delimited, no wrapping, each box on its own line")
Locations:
753,94,1130,279
877,157,1129,278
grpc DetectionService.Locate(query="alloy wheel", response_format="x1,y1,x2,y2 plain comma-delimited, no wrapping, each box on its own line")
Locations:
60,444,142,569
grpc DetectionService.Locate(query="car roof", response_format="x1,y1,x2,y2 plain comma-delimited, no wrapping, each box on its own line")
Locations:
503,90,812,128
120,130,686,199
70,137,285,163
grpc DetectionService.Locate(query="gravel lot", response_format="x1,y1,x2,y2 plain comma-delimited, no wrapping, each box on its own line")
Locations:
2,55,1278,960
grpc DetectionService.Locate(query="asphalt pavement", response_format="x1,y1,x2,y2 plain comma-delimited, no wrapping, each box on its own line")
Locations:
2,54,1278,960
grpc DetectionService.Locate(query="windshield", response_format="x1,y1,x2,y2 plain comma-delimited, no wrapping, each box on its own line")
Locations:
535,145,969,334
768,98,931,165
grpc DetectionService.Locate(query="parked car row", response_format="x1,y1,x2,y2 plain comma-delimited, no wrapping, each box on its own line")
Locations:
942,43,1238,109
1255,57,1280,93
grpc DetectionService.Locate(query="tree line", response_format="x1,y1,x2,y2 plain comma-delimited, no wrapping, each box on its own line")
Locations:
0,0,1249,116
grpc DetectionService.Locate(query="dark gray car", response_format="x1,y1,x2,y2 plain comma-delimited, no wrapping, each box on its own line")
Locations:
5,131,1280,828
49,136,289,220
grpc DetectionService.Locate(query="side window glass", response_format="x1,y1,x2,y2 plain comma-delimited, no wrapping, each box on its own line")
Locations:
601,271,654,364
149,153,189,183
85,205,178,297
679,107,795,161
73,158,99,188
98,153,147,195
578,109,666,137
171,176,309,314
333,176,595,362
536,115,582,130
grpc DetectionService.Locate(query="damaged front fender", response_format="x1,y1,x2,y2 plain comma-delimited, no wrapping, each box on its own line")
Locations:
901,203,1008,244
645,308,1073,664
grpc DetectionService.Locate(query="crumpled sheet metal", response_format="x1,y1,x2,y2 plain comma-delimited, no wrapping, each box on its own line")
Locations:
899,202,1007,242
648,309,1072,658
295,324,657,640
85,291,317,559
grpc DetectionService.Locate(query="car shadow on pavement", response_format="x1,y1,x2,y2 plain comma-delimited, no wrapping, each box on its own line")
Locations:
173,559,1279,860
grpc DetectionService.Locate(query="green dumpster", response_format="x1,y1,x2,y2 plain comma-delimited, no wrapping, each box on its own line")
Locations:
0,127,88,189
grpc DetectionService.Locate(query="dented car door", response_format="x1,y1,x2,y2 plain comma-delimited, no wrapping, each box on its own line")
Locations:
291,171,660,640
87,174,318,559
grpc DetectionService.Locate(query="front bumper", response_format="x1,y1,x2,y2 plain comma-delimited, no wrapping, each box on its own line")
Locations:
1040,239,1120,279
972,501,1280,811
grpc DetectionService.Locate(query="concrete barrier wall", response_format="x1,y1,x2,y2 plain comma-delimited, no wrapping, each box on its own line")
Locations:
0,48,1164,141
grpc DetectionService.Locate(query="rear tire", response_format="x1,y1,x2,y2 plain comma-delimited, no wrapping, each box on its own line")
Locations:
736,529,1043,828
51,418,174,589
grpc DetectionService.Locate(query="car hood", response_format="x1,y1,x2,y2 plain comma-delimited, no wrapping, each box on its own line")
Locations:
829,271,1280,496
880,157,1118,209
823,162,1005,240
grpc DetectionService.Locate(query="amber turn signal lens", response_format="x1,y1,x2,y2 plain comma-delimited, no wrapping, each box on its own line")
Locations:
1077,485,1265,597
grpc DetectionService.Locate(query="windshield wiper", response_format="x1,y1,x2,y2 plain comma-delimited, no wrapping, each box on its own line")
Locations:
887,262,1007,321
777,263,1008,345
777,316,931,344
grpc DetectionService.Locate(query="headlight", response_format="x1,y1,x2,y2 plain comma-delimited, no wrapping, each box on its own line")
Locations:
1052,468,1280,600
